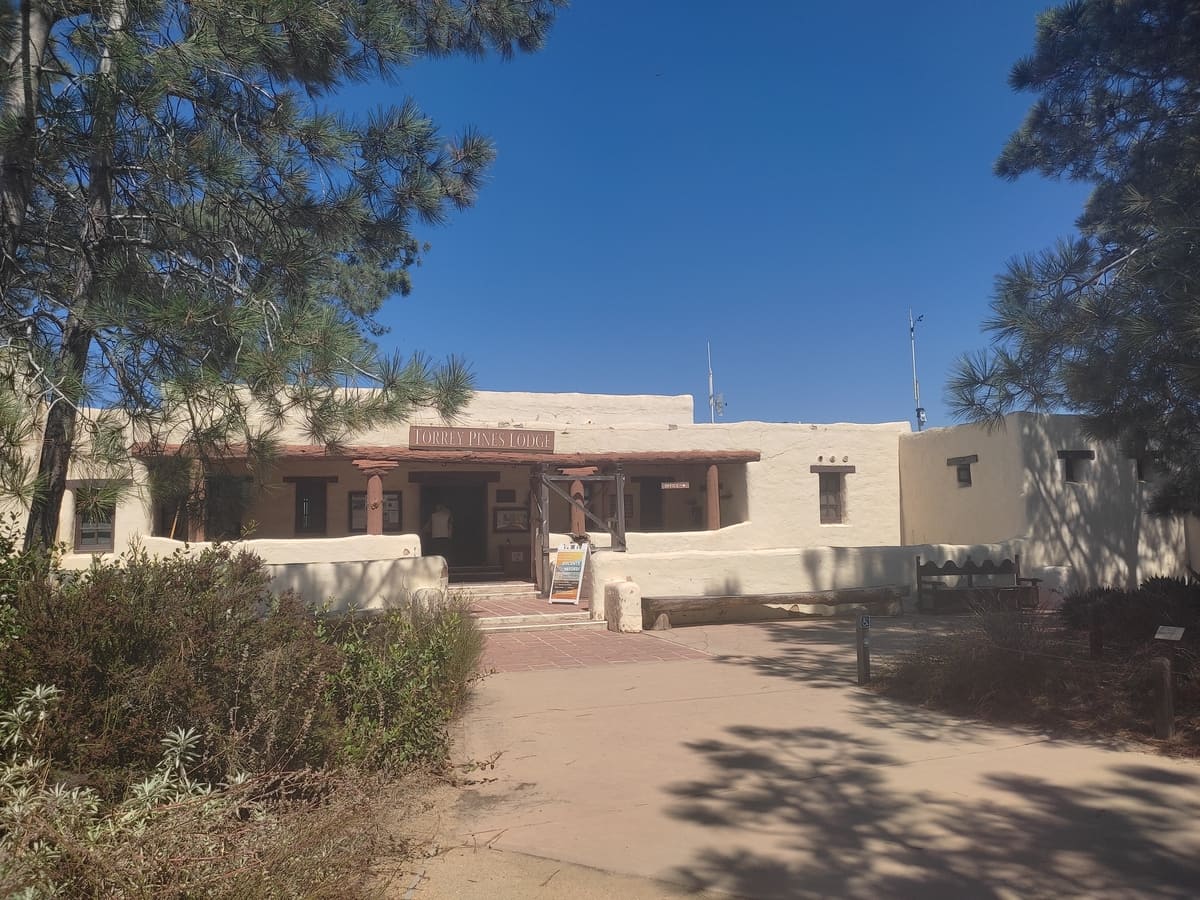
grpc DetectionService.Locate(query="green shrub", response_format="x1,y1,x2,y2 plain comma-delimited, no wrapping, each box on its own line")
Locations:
0,545,342,791
327,597,483,769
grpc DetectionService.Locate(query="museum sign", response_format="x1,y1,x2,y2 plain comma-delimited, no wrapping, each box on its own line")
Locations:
408,425,556,453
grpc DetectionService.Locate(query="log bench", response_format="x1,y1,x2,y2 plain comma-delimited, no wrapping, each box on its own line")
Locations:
915,554,1040,613
641,586,903,630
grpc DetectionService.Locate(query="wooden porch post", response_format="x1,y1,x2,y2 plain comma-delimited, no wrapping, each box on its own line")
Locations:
365,472,384,535
352,460,397,535
570,479,586,536
539,467,551,597
706,463,720,530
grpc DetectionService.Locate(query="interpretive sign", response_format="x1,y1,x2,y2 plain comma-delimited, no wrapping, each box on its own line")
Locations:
1155,626,1185,642
549,543,589,604
409,425,555,453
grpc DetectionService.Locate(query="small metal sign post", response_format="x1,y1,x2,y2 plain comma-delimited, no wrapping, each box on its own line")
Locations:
856,613,871,685
1152,626,1183,740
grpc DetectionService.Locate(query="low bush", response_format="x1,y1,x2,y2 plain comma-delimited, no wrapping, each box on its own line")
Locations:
1060,576,1200,643
327,597,484,768
0,522,486,894
0,521,484,789
0,543,343,792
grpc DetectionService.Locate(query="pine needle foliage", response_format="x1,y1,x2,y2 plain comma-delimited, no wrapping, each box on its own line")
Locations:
0,0,566,547
950,0,1200,514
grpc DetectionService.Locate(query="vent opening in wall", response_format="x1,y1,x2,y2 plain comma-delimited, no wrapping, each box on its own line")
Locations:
946,454,978,488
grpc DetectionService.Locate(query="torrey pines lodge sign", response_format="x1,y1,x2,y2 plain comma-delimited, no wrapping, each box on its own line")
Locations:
408,425,556,453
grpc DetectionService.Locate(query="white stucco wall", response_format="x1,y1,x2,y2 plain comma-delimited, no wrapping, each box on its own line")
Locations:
899,420,1027,545
555,419,910,551
59,534,442,613
1015,414,1186,590
588,540,1022,600
246,390,696,444
900,412,1188,591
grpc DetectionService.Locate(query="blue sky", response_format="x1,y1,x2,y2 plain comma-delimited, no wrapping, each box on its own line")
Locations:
341,1,1088,427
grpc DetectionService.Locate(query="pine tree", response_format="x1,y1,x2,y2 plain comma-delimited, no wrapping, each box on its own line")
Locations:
950,0,1200,514
0,0,565,548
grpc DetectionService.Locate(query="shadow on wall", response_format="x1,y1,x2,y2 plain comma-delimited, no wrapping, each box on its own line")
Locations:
590,542,1019,602
265,557,448,614
1018,415,1181,591
663,718,1200,899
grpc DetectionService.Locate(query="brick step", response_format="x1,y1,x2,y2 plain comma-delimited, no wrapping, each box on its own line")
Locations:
455,581,540,598
479,615,606,634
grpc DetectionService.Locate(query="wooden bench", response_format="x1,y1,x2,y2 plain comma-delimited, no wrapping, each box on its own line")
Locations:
641,586,903,630
915,554,1040,613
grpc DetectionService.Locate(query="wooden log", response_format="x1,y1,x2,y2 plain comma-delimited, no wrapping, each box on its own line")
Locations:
1152,657,1174,740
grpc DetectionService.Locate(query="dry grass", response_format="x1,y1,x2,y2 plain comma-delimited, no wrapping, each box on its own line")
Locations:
874,608,1200,754
0,766,413,899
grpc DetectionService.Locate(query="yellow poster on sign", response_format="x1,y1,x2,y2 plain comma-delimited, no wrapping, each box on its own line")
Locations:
549,543,589,604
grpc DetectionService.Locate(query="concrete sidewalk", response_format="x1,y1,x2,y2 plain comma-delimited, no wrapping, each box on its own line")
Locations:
432,617,1200,899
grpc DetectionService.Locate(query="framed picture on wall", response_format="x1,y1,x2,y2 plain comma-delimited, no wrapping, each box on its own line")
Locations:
493,507,530,533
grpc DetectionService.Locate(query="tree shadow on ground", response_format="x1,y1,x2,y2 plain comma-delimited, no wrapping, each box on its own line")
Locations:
663,723,1200,899
699,617,1138,751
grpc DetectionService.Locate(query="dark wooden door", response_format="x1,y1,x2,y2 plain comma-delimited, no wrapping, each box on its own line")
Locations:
421,484,487,566
639,479,664,531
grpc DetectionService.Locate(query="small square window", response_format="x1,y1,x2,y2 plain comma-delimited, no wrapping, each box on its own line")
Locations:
956,464,973,487
1063,458,1086,483
75,491,115,553
1058,450,1094,484
819,472,845,524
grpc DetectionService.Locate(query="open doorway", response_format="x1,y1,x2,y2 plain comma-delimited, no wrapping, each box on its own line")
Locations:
419,483,487,569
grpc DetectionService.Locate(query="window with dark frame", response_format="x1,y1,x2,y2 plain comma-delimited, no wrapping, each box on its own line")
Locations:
956,464,973,487
1058,449,1095,484
75,490,115,553
818,472,845,524
348,491,403,533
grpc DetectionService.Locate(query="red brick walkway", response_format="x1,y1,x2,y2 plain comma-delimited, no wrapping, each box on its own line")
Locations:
469,594,589,618
481,629,708,673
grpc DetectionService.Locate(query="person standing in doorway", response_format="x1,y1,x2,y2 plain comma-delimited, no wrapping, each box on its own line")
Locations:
425,503,454,564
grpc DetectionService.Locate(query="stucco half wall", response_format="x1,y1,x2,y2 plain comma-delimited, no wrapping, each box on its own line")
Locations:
587,541,1024,602
59,534,445,614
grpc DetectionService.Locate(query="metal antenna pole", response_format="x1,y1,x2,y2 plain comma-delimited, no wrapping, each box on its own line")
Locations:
909,309,926,431
707,341,715,424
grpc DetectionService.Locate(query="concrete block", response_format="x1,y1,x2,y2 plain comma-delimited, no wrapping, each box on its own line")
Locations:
605,580,643,633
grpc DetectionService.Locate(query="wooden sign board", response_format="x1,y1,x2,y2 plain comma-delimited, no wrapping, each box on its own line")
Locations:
549,543,589,605
1154,625,1185,641
409,425,555,453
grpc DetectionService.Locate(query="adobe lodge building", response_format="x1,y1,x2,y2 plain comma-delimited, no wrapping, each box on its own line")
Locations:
9,390,1193,615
